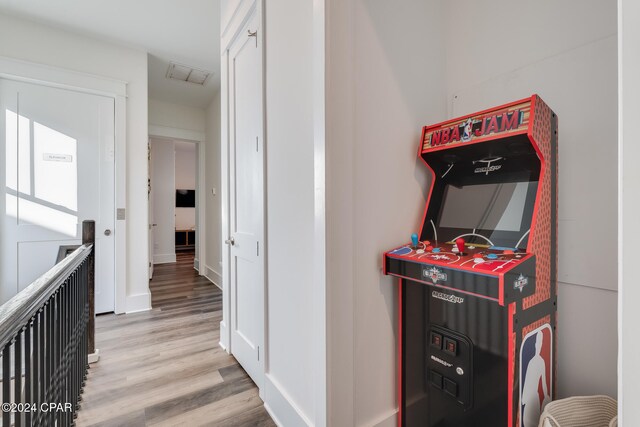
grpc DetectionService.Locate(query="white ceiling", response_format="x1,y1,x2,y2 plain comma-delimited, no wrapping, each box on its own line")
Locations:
0,0,220,108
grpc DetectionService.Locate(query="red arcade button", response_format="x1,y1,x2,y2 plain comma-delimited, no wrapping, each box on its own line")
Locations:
430,332,443,349
444,337,457,355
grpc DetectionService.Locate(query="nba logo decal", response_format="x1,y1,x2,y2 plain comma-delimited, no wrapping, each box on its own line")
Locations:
520,324,552,427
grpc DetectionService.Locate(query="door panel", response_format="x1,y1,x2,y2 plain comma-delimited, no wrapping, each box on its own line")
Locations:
229,10,264,388
0,79,115,312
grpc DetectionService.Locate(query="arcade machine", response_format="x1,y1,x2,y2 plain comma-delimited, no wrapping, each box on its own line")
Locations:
383,95,557,427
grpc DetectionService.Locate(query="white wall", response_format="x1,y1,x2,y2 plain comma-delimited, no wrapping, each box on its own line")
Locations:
325,1,448,425
0,13,150,312
149,98,206,133
263,0,317,425
444,0,618,399
150,139,176,263
619,0,640,424
204,92,222,285
175,145,196,230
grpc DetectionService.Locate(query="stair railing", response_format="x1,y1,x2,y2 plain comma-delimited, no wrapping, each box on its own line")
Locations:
0,220,96,426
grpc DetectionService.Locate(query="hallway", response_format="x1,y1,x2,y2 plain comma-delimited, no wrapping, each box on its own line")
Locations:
76,252,274,426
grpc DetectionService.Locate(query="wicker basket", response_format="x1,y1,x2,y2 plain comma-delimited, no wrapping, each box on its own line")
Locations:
538,396,617,427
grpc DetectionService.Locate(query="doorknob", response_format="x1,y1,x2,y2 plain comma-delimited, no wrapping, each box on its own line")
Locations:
225,237,235,246
104,229,112,236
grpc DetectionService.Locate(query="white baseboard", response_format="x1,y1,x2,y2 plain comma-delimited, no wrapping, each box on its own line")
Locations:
88,349,100,364
264,403,283,427
194,257,200,271
153,253,176,264
126,292,152,313
372,410,398,427
264,374,312,427
219,320,229,352
204,264,222,289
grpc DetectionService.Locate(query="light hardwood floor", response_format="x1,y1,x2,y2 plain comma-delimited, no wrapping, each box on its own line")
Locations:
76,251,275,427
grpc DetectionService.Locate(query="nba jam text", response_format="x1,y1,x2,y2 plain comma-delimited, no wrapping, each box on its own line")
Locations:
426,109,525,147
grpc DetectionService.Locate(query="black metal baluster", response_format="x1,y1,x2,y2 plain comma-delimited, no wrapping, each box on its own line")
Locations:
79,263,85,419
30,315,37,427
63,280,73,425
47,300,54,426
73,268,79,421
78,264,83,412
38,308,45,427
14,328,23,427
57,286,63,426
55,289,61,426
71,266,84,419
3,343,11,427
56,286,63,427
25,323,31,427
69,273,75,423
63,280,69,427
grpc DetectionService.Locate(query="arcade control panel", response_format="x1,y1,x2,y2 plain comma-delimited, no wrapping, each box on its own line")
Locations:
383,234,536,305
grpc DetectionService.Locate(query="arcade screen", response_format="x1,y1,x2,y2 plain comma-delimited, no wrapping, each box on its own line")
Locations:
437,181,537,234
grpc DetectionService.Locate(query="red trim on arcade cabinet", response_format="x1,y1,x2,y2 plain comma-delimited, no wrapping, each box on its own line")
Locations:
417,148,437,241
526,96,545,253
507,302,516,427
398,278,403,427
383,252,388,276
499,275,505,306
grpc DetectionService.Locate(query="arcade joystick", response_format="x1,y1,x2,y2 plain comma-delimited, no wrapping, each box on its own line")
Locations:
411,233,419,249
455,238,466,255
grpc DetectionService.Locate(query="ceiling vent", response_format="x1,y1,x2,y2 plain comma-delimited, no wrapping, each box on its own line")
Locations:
166,62,211,85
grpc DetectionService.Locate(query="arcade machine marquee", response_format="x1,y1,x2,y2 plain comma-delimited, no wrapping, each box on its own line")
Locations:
383,95,557,427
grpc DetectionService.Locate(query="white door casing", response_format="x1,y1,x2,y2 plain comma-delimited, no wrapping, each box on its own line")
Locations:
227,9,265,389
0,78,116,313
148,139,154,279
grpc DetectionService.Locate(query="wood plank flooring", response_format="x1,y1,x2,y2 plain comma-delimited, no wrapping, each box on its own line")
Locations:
76,252,275,427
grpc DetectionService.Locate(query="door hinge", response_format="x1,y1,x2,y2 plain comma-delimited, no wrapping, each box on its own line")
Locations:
256,241,259,256
257,346,260,361
256,136,259,152
248,29,258,47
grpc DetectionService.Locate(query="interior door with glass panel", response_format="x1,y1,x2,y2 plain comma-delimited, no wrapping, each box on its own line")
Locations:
0,79,115,313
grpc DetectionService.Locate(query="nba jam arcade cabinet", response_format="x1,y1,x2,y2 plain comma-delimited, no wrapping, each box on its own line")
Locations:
383,95,557,427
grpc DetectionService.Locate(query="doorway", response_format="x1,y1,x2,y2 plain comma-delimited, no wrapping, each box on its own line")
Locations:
0,77,116,313
149,136,205,280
